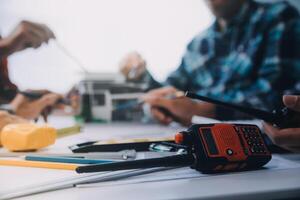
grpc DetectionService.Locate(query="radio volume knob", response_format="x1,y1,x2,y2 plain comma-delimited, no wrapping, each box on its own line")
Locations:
226,149,234,156
175,132,184,144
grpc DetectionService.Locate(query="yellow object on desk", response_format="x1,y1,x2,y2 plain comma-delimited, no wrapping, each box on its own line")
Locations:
0,124,56,151
0,159,77,170
56,124,81,138
0,123,81,152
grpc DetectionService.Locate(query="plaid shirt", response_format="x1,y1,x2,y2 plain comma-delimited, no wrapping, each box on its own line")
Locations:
142,0,300,120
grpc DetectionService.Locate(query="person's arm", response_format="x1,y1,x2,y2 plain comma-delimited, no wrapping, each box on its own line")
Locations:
141,35,215,125
0,20,55,57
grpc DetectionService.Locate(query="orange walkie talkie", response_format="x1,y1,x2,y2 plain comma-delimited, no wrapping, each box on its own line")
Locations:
175,123,271,173
76,123,271,174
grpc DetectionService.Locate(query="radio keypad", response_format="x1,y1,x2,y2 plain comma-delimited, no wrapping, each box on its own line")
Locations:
241,127,266,154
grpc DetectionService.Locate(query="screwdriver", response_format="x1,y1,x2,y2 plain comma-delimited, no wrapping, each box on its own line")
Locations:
114,91,185,122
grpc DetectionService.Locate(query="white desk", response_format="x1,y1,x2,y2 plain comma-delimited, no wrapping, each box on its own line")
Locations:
12,167,300,200
1,117,300,200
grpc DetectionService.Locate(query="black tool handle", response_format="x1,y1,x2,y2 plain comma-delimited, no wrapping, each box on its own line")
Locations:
186,92,300,129
76,154,194,173
19,91,70,105
186,92,277,122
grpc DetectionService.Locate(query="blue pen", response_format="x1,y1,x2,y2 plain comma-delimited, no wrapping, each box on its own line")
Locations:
25,155,115,164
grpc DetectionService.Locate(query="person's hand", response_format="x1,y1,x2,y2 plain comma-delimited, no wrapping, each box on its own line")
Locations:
65,86,80,115
0,111,28,131
142,87,215,126
119,52,147,81
9,92,62,120
263,95,300,152
0,20,55,56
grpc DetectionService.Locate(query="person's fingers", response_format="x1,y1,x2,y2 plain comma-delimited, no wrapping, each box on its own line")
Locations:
6,21,45,51
26,89,50,95
10,94,27,111
41,108,50,123
263,123,279,138
40,25,55,42
20,22,54,48
275,128,300,146
120,64,131,76
143,92,186,110
142,87,178,104
22,29,45,49
11,115,28,123
25,22,47,43
0,112,28,130
38,93,62,107
263,122,300,146
126,52,142,64
70,95,79,106
151,108,172,125
283,95,300,112
0,111,10,120
28,29,48,47
120,53,137,66
25,95,58,120
151,107,166,121
143,96,173,110
263,123,288,145
135,60,146,78
146,87,178,97
55,103,66,110
40,24,55,39
28,22,55,40
0,114,13,130
119,52,146,80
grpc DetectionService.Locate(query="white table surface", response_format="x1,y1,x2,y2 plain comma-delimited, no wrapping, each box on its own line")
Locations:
1,116,300,200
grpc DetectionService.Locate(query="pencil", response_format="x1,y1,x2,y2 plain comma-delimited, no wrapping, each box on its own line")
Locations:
0,159,78,171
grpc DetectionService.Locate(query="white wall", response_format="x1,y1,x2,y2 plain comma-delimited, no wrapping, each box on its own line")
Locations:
0,0,213,93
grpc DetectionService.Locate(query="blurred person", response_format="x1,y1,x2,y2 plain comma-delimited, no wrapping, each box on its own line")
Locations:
0,20,62,122
120,0,300,126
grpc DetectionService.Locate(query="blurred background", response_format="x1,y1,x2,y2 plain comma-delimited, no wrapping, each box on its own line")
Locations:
0,0,299,93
